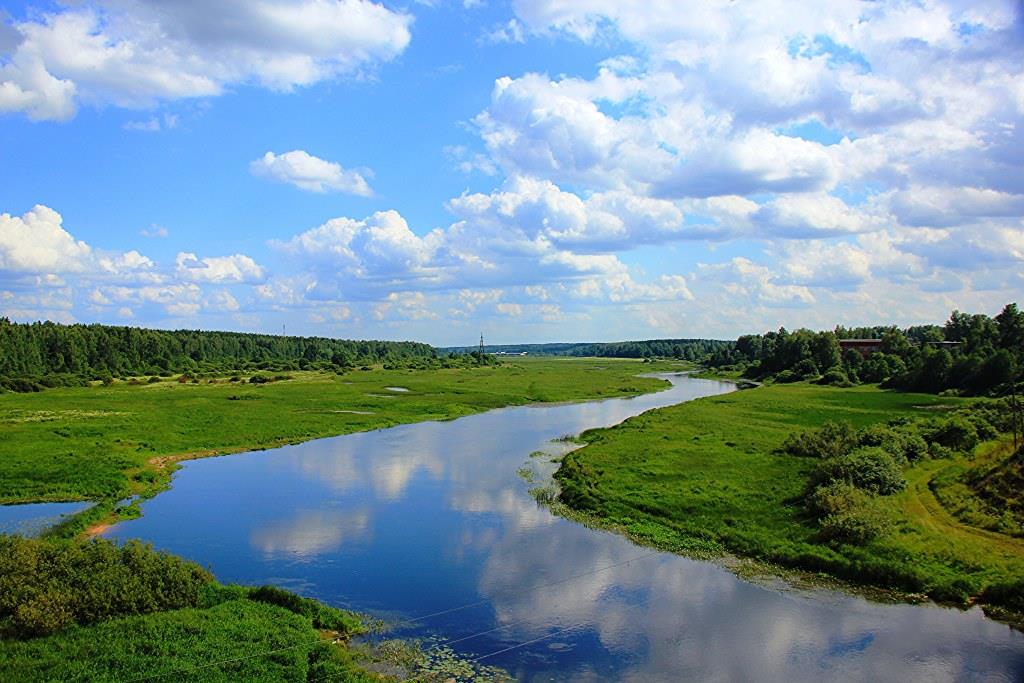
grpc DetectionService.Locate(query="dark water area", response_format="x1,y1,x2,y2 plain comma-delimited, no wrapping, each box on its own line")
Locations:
0,501,92,537
106,375,1024,682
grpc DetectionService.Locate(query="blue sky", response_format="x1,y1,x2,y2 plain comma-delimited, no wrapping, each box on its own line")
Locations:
1,1,1022,345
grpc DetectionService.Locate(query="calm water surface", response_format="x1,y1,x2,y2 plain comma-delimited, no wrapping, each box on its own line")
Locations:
0,501,92,537
107,375,1024,682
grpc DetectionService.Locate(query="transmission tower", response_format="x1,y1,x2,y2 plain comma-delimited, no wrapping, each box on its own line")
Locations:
479,333,485,365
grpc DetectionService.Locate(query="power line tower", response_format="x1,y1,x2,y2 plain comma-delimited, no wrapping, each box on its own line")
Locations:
479,333,485,365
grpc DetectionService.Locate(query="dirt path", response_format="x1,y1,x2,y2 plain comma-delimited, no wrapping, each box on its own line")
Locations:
902,459,1024,559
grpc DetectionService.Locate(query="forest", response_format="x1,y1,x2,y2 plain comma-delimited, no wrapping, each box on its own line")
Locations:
709,303,1023,396
443,338,733,360
0,319,436,391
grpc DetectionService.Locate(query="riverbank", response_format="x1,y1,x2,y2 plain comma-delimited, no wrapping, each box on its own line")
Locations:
0,534,511,682
552,381,1024,620
0,358,682,537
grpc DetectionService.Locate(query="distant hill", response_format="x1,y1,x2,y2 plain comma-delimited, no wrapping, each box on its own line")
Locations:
440,338,733,360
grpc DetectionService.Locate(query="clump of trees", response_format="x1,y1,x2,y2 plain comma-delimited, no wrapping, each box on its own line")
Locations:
782,402,1012,545
710,303,1023,396
0,319,439,392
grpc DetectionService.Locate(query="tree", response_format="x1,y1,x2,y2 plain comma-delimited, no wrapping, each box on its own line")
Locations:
812,333,842,371
995,303,1024,357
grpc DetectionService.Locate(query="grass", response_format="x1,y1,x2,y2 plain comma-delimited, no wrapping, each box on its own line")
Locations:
554,382,1024,608
0,599,367,683
0,358,681,532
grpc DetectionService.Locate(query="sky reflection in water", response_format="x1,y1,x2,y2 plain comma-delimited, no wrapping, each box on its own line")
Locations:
107,376,1024,682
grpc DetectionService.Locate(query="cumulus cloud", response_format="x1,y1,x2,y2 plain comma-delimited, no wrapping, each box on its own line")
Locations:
752,193,886,238
250,150,373,196
0,205,92,273
886,186,1024,228
698,257,816,308
175,252,266,284
447,176,690,252
0,0,412,120
272,199,641,302
653,129,837,199
471,1,1023,225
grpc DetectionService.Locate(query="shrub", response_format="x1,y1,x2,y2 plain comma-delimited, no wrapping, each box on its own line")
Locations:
0,377,43,393
818,367,852,386
808,482,890,545
0,535,212,638
923,416,979,453
807,481,870,518
818,503,889,545
781,421,859,459
981,579,1024,611
793,358,820,379
812,447,906,495
774,370,800,383
248,585,360,633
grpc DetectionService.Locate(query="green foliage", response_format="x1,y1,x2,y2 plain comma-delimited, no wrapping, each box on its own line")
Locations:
812,447,906,495
813,483,890,545
0,599,375,683
0,317,436,391
818,367,852,386
248,585,362,633
921,416,979,452
442,338,733,361
0,535,211,637
780,421,858,459
0,537,383,682
713,302,1023,397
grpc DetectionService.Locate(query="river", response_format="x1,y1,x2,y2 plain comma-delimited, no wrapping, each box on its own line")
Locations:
103,373,1024,681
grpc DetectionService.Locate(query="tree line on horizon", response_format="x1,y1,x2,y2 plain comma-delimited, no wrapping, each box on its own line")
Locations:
0,318,436,392
444,338,733,360
709,303,1024,396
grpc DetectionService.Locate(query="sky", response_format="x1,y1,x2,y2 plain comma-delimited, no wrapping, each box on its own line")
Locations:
0,0,1022,346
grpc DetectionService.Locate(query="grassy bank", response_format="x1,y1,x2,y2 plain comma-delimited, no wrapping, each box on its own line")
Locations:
553,382,1024,612
0,535,509,682
0,358,680,533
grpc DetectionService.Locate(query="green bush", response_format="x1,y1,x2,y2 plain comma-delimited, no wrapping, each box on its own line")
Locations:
923,416,979,453
981,579,1024,611
248,585,361,633
819,504,889,545
793,359,820,379
812,447,905,495
0,535,212,638
818,367,851,386
781,421,858,459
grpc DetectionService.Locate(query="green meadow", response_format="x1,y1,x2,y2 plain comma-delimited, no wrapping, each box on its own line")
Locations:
554,382,1024,612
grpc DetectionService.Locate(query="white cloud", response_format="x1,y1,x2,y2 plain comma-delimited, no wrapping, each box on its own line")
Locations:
175,252,266,284
447,176,691,251
887,186,1024,228
654,129,837,199
0,0,412,121
698,257,816,308
752,193,886,238
0,205,92,273
250,150,373,196
139,224,168,238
